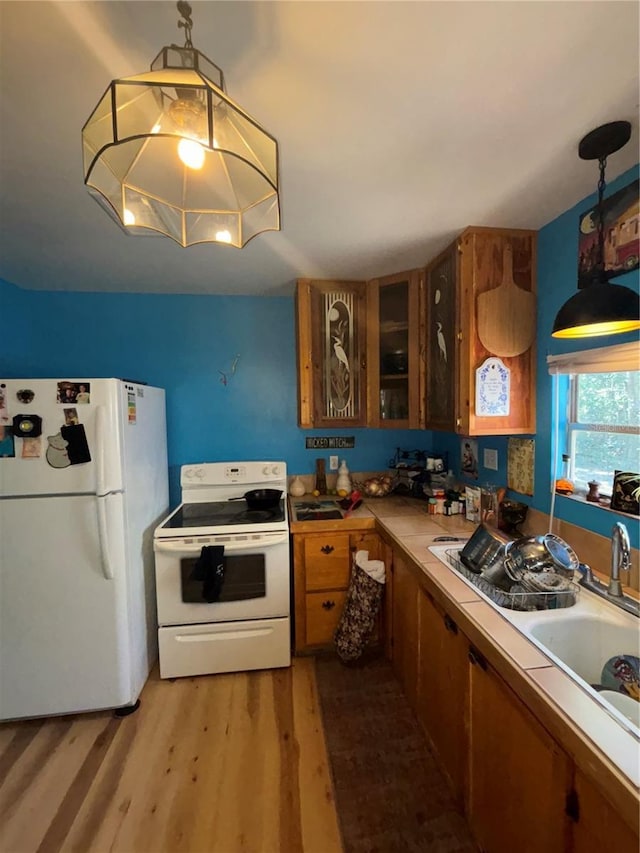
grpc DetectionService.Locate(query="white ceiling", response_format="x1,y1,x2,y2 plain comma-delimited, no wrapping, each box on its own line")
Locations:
1,0,638,296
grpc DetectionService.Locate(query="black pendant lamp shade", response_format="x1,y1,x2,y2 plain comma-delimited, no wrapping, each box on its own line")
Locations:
552,121,640,339
551,281,640,339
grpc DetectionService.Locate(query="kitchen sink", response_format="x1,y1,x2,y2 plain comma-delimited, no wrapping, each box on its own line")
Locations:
511,611,637,686
428,544,640,738
506,601,639,735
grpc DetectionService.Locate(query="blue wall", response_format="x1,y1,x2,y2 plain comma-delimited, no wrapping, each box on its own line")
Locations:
0,281,431,505
448,164,639,546
1,163,638,537
535,163,639,544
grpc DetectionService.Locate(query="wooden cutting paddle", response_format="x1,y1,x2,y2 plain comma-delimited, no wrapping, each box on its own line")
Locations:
476,243,536,357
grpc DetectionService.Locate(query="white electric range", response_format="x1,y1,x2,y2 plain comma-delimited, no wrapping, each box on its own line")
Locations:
153,461,291,679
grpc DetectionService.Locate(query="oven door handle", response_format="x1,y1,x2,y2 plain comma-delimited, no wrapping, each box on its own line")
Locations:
154,534,289,554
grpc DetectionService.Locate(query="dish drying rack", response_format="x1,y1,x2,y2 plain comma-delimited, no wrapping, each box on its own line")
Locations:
445,549,580,611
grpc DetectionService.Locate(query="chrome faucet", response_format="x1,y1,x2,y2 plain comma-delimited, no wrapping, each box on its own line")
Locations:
609,521,631,598
575,523,638,617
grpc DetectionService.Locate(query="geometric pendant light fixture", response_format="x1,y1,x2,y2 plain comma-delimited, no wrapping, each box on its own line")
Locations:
552,120,639,338
82,1,279,248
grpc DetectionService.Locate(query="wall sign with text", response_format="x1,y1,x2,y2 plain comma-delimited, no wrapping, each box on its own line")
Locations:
305,436,355,449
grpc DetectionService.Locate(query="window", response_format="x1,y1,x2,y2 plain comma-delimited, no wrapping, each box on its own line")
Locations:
548,341,640,499
567,370,640,493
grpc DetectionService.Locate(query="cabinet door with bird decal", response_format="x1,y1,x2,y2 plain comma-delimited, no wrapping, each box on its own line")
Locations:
425,244,458,431
296,279,368,427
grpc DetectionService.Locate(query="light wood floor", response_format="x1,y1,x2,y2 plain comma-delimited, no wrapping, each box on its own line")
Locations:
0,659,343,853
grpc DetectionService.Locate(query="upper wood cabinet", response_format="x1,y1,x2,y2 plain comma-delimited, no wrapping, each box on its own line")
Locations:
366,269,423,428
297,226,536,433
296,279,368,427
425,226,537,435
296,271,423,428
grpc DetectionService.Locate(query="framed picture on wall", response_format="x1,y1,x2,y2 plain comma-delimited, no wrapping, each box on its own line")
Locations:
577,178,639,288
507,438,535,496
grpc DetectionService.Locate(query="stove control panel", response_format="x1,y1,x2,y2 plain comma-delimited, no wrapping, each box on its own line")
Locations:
183,467,205,479
181,461,287,489
224,465,247,481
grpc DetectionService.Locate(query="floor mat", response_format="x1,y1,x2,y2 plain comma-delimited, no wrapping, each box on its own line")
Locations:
315,653,478,853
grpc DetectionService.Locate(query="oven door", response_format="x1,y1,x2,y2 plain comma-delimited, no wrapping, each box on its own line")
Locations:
154,532,290,626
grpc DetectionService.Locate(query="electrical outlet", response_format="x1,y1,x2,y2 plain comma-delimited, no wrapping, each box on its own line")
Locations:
483,448,498,471
329,455,339,471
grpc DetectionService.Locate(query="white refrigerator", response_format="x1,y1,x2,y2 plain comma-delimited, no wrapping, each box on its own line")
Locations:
0,378,169,720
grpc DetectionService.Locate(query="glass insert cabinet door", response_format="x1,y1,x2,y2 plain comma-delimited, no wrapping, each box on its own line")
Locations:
367,270,422,428
296,280,368,427
425,245,458,431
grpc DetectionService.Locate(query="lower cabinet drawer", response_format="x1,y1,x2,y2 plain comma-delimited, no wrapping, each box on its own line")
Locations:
158,619,291,679
305,590,348,647
304,534,351,591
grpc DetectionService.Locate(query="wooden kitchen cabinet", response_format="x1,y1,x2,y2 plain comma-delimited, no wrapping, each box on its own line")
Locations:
296,270,423,429
569,768,638,853
384,533,638,853
467,646,571,853
366,268,423,428
390,551,421,713
293,529,383,653
417,588,468,807
425,226,537,435
296,279,368,427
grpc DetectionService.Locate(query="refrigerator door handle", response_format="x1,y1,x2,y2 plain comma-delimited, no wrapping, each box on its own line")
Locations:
95,405,107,496
96,495,114,580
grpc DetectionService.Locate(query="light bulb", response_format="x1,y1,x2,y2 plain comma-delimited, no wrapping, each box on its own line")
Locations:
123,208,135,226
178,138,205,170
216,230,232,243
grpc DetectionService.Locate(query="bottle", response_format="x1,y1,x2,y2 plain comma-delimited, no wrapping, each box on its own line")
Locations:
289,476,306,497
555,454,574,496
336,459,352,494
315,459,327,494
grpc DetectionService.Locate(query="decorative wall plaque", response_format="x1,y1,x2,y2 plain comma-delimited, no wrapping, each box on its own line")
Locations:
507,438,535,496
475,357,510,417
305,436,355,449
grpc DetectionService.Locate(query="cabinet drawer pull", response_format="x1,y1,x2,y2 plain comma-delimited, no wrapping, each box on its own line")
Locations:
321,600,336,610
468,647,487,670
444,614,458,635
320,545,335,554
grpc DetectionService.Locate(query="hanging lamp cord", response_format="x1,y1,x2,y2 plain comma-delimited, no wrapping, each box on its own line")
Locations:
595,155,607,282
177,1,194,48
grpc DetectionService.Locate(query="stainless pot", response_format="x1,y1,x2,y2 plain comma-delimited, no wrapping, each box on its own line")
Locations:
503,534,578,583
460,524,509,574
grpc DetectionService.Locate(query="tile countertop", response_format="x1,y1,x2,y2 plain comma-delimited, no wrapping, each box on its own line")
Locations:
288,492,456,533
288,493,640,831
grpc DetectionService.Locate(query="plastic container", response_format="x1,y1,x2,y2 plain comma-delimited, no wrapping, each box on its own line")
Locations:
336,460,352,494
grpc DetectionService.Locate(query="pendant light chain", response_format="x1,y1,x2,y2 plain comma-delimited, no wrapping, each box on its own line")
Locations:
595,154,607,280
177,1,194,48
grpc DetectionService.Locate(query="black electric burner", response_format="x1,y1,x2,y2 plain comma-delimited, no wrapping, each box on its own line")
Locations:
294,500,344,521
161,500,286,530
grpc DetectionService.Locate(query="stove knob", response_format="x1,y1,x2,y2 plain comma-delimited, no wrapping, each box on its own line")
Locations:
271,465,280,476
196,467,205,478
184,468,194,478
262,465,271,476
